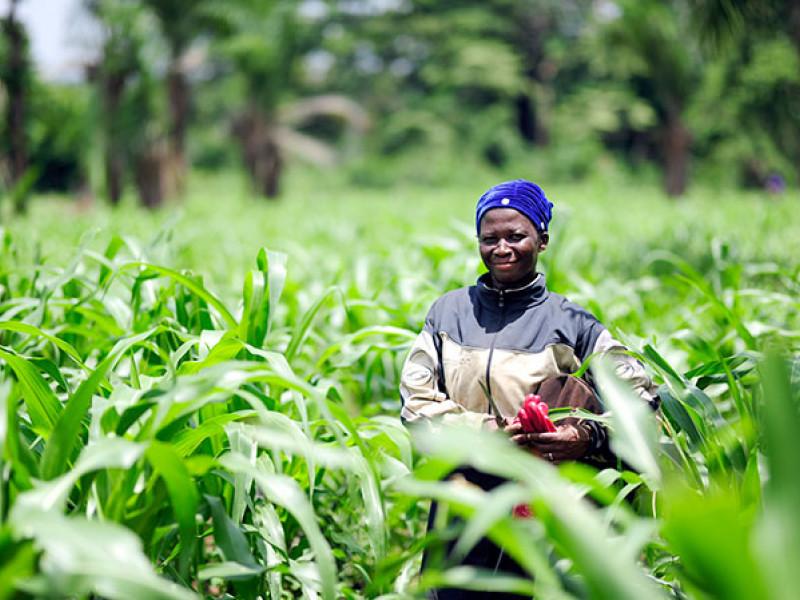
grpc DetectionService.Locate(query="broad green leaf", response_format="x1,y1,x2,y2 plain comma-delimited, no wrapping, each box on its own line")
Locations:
177,330,243,375
262,247,287,340
228,417,375,544
2,381,37,486
226,423,257,524
97,234,125,287
198,561,264,581
756,354,800,600
40,328,158,480
285,286,338,361
450,482,536,562
240,268,268,347
238,249,286,348
0,346,61,435
12,438,144,517
662,482,768,600
116,262,237,328
13,510,196,600
316,325,417,370
172,410,254,457
657,386,702,446
221,452,337,600
0,378,9,450
0,534,36,600
411,425,662,599
396,475,561,597
593,358,661,486
205,494,262,598
145,442,199,578
0,321,85,367
422,566,536,596
205,494,260,568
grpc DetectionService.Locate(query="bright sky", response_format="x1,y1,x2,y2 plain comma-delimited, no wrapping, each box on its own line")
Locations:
1,0,95,82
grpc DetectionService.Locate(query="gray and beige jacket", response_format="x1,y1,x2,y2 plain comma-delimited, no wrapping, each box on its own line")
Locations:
400,273,655,428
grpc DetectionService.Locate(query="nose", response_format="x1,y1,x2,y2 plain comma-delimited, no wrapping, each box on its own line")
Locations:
494,239,512,256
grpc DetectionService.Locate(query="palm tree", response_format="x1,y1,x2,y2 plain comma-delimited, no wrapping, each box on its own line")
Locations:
689,0,800,53
597,0,698,196
86,0,142,205
1,0,32,211
217,0,368,198
88,0,171,208
502,0,585,147
141,0,223,191
689,0,800,182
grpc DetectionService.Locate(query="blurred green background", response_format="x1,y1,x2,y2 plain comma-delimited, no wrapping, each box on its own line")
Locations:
1,0,798,213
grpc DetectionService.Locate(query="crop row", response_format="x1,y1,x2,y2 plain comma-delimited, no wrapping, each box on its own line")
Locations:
0,218,798,598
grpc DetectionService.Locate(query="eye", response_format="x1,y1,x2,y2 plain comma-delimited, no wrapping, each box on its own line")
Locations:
508,234,526,243
480,236,498,246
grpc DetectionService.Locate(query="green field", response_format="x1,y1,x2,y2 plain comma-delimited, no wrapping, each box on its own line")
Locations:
1,175,799,598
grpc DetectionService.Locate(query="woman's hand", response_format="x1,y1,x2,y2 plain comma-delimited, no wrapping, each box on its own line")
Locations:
505,419,591,463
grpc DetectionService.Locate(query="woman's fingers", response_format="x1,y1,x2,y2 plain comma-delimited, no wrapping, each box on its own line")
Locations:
509,423,588,463
505,421,524,435
528,432,562,442
510,434,569,448
528,429,576,443
509,429,589,461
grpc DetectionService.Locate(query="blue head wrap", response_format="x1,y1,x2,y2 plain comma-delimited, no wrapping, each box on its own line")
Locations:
475,179,553,234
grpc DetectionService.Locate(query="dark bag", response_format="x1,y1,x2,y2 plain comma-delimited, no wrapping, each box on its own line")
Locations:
531,373,602,413
532,374,616,468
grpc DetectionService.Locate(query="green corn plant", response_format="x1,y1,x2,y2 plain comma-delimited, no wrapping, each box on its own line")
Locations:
0,178,798,598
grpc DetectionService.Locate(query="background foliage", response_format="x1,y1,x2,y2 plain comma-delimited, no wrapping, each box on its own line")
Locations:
1,0,799,210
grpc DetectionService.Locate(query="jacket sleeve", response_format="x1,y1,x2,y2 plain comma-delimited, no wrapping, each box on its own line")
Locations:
573,313,658,463
400,321,494,429
591,329,658,407
576,327,659,464
572,306,657,406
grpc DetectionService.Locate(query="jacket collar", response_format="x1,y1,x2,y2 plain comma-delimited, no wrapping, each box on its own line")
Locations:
476,272,548,308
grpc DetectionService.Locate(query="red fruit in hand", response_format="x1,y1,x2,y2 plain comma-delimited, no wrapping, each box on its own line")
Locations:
516,409,533,432
534,400,556,432
516,394,556,433
524,402,545,430
512,503,533,519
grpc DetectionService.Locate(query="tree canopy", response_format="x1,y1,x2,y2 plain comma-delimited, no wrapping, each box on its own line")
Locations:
1,0,798,209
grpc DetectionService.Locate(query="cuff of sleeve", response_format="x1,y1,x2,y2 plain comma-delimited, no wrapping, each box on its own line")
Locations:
581,420,610,455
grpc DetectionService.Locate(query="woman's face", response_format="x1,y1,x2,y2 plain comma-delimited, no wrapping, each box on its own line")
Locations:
478,208,548,289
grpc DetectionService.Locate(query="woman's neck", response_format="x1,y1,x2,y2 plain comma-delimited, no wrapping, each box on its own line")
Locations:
489,270,537,291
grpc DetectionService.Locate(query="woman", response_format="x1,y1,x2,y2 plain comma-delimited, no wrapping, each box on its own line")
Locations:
400,179,655,598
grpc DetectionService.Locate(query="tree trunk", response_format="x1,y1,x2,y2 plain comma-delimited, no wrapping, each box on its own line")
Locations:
515,10,553,148
102,71,127,205
788,0,800,55
515,93,550,146
3,0,30,210
133,139,168,209
788,1,800,182
515,94,535,143
234,108,283,199
257,137,282,198
515,93,549,146
167,60,189,192
105,150,125,205
662,113,691,197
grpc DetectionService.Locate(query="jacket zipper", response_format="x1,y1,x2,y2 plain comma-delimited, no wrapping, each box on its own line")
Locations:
484,289,505,418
